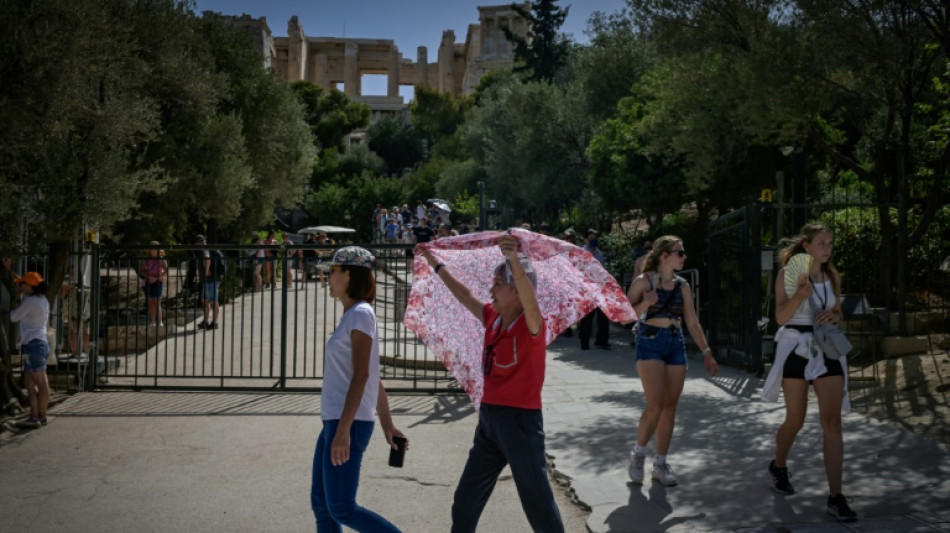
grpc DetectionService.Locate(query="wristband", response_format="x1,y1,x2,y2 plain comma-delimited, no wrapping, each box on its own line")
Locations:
702,347,713,355
435,263,445,274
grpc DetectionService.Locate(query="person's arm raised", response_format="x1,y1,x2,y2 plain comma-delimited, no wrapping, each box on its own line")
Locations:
499,234,542,336
416,246,486,324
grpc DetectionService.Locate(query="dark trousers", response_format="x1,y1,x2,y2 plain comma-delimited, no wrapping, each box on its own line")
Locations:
578,308,610,348
451,404,565,533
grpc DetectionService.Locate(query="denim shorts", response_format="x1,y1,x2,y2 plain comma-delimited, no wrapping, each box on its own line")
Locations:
635,325,687,366
202,282,220,302
22,339,49,373
145,281,164,298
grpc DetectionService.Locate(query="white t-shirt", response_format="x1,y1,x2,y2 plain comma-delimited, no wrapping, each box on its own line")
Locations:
10,295,49,345
322,302,380,422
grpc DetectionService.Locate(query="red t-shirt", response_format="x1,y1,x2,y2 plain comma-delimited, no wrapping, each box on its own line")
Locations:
481,304,547,410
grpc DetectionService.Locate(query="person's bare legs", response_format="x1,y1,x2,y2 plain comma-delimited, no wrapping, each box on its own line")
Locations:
814,376,845,495
636,360,666,446
654,365,687,455
775,379,809,467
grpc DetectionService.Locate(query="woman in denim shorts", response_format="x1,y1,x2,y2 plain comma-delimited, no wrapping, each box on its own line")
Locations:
624,236,718,486
10,271,50,429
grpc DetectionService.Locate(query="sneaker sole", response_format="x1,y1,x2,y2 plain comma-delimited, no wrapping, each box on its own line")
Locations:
652,475,677,486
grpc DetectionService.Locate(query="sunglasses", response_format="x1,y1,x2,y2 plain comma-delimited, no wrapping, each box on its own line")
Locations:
668,250,687,257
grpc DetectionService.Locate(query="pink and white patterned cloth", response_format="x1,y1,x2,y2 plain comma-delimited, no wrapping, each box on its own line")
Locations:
403,228,636,407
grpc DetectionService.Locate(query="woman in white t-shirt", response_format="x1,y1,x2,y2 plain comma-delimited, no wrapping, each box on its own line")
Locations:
311,246,405,533
10,272,50,429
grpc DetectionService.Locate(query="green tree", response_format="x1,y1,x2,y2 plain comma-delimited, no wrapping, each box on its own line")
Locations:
504,0,572,82
461,75,593,221
291,81,370,152
367,116,424,176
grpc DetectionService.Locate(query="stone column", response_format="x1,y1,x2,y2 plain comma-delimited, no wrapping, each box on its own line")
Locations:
417,46,429,87
388,49,400,97
287,16,305,82
438,30,455,94
344,41,359,97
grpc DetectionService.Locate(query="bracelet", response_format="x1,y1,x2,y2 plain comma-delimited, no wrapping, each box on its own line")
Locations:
435,263,445,274
702,347,713,355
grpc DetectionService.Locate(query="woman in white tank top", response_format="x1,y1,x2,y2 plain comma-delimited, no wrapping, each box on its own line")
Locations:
766,223,856,522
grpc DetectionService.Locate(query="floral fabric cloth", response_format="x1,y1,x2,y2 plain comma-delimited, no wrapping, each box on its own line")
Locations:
403,228,636,407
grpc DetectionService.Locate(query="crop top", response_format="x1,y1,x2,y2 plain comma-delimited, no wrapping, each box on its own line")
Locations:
644,273,686,320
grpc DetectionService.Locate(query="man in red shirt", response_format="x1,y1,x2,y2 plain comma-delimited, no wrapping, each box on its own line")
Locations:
418,234,565,533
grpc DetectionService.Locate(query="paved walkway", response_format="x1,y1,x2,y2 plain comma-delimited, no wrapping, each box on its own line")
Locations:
542,331,950,532
3,327,950,532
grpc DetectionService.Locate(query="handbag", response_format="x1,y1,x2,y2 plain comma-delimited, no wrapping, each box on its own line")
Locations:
807,289,852,359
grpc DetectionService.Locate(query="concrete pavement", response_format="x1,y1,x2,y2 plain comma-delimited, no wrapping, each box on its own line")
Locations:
3,326,950,532
542,331,950,532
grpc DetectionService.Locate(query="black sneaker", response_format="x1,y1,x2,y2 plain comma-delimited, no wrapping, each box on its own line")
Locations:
768,460,795,495
827,493,857,522
196,321,208,329
208,322,218,330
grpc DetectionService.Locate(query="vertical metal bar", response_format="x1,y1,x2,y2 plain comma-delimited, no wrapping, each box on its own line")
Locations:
279,246,288,390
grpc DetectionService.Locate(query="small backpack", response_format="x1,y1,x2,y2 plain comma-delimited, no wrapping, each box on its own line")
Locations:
212,250,227,279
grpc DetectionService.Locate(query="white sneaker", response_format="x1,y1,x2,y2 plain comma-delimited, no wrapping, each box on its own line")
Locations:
652,463,677,486
628,452,645,484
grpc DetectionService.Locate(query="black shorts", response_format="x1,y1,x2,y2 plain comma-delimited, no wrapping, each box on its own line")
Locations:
782,352,844,380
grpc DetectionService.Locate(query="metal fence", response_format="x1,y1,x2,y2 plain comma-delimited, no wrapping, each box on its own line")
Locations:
708,201,950,376
31,243,456,392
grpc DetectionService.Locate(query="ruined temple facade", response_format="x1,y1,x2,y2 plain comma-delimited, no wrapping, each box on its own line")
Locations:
217,4,527,118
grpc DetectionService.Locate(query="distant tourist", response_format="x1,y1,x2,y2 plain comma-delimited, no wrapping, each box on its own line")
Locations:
578,229,611,350
625,235,718,487
311,246,405,532
196,234,224,331
762,222,856,522
140,241,168,327
10,272,50,430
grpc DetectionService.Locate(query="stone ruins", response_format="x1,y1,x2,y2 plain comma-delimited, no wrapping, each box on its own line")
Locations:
219,4,528,118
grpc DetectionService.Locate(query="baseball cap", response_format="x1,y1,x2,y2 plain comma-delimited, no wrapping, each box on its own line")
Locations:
328,246,375,269
195,234,206,244
15,272,43,287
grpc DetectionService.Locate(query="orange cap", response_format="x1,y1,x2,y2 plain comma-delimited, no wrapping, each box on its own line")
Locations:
15,271,43,287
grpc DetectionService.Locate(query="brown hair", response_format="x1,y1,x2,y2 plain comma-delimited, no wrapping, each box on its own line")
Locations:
342,265,376,303
778,222,840,295
642,235,683,273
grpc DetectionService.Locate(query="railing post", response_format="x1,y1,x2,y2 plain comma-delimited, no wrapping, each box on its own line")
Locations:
88,245,100,390
279,245,288,389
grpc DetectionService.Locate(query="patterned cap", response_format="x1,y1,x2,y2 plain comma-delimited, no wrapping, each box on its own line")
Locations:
15,271,43,287
328,246,375,269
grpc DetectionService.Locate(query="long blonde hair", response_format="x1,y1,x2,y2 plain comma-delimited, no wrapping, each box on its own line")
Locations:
642,235,683,273
778,222,840,295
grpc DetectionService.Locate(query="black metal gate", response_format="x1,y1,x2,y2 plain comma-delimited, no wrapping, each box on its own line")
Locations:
79,243,454,392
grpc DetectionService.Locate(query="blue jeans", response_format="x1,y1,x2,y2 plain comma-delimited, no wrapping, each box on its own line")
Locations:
311,419,401,533
451,404,565,533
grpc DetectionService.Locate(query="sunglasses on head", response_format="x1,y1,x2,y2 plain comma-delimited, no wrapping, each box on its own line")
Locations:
668,250,687,257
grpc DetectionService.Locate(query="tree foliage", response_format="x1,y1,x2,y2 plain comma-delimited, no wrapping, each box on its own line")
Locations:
504,0,572,82
291,81,370,153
